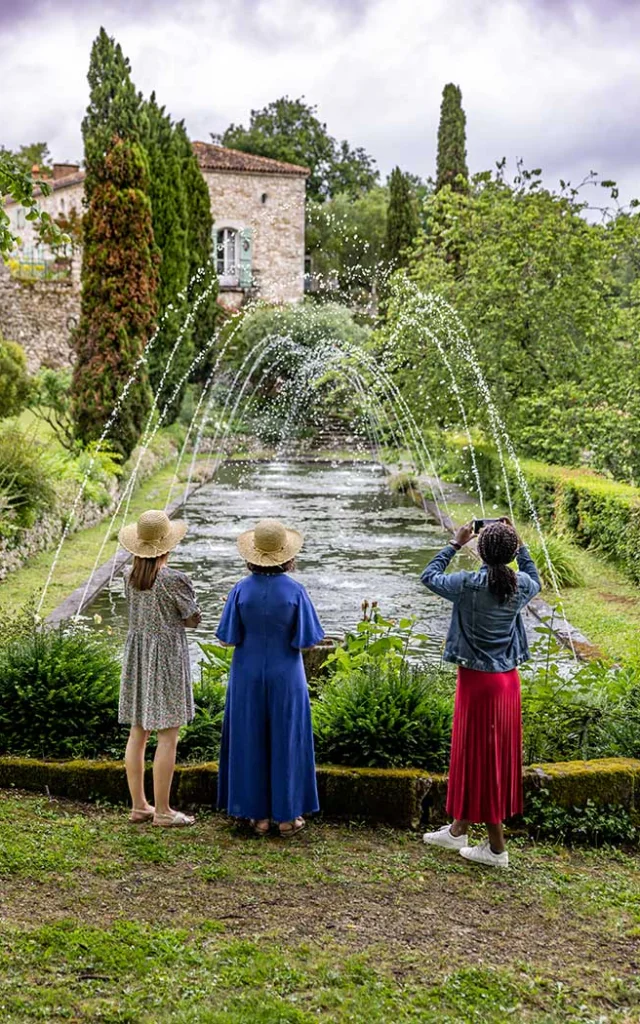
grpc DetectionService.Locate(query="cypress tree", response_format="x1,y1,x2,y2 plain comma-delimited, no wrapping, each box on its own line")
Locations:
81,28,141,202
435,83,468,193
174,120,220,382
386,167,418,268
72,137,158,458
142,95,193,421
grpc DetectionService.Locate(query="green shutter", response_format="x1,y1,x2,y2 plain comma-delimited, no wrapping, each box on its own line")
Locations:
238,228,253,288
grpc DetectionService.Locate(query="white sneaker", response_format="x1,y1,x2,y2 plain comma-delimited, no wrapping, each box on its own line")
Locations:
460,839,509,869
422,824,469,850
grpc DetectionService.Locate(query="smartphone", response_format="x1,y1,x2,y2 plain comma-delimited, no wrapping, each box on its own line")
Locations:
472,518,502,534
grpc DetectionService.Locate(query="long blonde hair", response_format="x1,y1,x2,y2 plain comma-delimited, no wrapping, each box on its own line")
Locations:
129,554,166,591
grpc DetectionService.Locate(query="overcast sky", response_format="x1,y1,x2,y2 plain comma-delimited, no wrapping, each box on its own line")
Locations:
1,0,638,207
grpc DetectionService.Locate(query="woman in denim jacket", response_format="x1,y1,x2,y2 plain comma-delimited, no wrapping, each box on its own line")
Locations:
421,519,540,869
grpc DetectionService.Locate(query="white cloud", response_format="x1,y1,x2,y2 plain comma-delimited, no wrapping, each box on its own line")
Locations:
1,0,638,203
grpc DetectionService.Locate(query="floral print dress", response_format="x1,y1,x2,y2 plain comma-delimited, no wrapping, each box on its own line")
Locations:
118,565,200,731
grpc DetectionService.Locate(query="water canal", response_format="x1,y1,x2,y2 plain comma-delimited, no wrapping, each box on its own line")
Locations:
87,459,551,671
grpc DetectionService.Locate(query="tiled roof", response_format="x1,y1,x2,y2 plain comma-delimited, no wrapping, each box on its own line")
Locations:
4,170,85,206
4,142,309,208
193,141,310,177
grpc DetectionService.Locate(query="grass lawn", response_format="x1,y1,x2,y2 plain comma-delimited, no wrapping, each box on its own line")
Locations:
0,460,203,621
0,792,637,1023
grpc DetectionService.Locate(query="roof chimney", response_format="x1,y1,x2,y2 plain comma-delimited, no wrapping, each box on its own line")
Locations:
53,163,80,180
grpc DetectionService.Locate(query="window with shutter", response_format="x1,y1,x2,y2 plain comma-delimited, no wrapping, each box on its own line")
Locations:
238,228,254,289
216,227,239,286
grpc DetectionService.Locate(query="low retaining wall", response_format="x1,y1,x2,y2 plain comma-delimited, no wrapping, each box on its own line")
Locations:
1,755,637,831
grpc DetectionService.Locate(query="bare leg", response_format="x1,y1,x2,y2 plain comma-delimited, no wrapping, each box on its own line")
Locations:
450,818,470,837
153,727,180,815
487,822,506,853
125,726,153,811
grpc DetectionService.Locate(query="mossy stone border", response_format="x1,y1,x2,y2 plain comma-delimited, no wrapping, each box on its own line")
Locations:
0,755,637,832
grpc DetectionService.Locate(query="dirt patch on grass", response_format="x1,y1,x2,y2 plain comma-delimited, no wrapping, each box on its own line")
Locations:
597,591,640,609
1,798,637,989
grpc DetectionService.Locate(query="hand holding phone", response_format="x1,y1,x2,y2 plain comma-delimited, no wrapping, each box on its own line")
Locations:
472,517,503,535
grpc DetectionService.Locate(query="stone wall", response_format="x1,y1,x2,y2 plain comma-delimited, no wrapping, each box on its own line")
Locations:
205,169,306,305
0,261,80,372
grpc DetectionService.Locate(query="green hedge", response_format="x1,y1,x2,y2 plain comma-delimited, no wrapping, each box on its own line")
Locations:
0,755,637,833
444,436,640,585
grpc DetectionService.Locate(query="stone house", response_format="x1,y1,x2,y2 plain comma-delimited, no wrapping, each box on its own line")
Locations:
1,143,308,370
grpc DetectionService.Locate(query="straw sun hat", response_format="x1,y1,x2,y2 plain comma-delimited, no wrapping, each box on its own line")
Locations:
237,518,303,567
118,509,187,559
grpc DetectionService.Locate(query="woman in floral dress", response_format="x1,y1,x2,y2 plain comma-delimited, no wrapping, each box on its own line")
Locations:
118,509,201,827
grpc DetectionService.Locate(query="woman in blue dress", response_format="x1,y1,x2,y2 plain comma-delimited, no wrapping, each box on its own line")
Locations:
216,518,325,837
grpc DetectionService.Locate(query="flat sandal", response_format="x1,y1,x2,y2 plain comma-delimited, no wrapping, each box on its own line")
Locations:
153,811,195,828
129,807,155,824
279,817,306,839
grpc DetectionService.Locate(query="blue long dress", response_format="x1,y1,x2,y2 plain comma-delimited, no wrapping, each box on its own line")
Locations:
216,571,325,823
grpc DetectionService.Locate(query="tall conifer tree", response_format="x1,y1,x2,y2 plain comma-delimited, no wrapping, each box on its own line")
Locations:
174,120,220,382
72,138,158,458
435,83,468,193
142,95,192,420
81,28,141,201
386,167,418,268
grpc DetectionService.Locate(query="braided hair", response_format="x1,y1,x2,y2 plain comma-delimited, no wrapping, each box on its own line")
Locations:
477,522,519,604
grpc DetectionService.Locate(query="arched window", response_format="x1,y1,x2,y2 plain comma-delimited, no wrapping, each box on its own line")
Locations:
216,227,239,286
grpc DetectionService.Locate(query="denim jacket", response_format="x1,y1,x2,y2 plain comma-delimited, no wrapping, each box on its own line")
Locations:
421,544,542,673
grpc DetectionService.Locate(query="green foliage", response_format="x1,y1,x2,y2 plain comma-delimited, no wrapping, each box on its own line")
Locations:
81,27,142,202
435,83,468,193
0,141,52,175
306,186,389,300
0,150,67,256
387,471,419,495
142,95,193,422
520,529,584,589
43,441,122,509
214,96,378,201
198,640,234,687
521,634,640,763
176,643,231,761
523,791,637,845
445,435,640,586
72,137,158,459
0,336,31,419
509,379,640,485
0,427,55,538
174,121,220,381
385,168,418,269
313,663,453,771
0,625,123,759
313,611,455,770
221,302,371,441
379,170,640,487
29,367,75,449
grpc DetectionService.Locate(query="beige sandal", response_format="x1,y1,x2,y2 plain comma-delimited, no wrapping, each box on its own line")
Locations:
153,811,195,828
279,817,306,838
129,807,155,824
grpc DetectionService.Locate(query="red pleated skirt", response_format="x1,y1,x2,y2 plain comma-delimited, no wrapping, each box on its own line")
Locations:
446,666,523,825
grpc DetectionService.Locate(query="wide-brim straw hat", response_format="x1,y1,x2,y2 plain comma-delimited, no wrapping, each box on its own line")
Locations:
237,518,303,566
119,509,188,559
